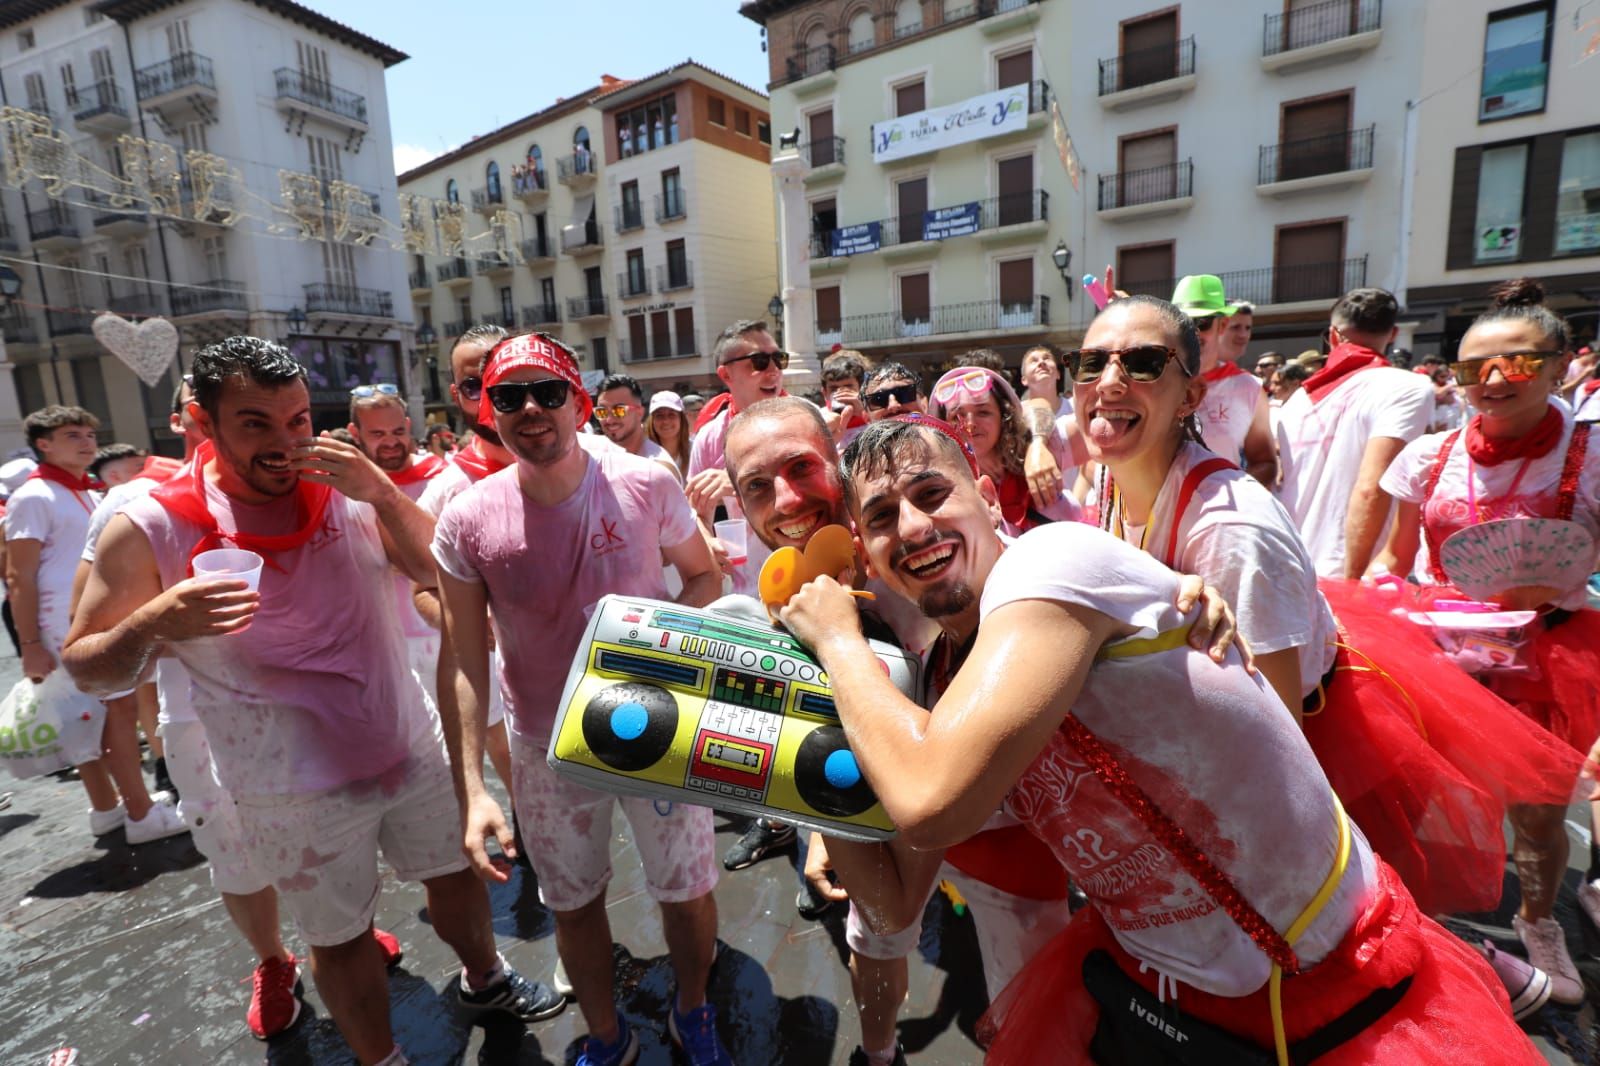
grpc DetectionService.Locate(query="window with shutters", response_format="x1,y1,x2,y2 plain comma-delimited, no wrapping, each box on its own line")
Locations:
620,181,641,231
1277,93,1353,181
181,120,208,154
996,154,1034,225
895,176,927,245
651,311,671,358
1119,9,1179,90
898,272,930,333
458,297,471,325
997,258,1035,320
165,19,192,57
71,358,110,426
665,239,688,289
815,285,842,335
734,108,751,136
1117,241,1175,299
626,249,646,296
60,64,78,108
60,256,84,307
203,236,228,280
297,41,331,91
90,48,114,83
892,0,921,38
806,108,835,167
894,79,925,117
674,307,696,355
539,278,555,312
1116,130,1177,207
17,29,34,51
322,240,357,291
500,287,513,326
629,314,648,358
847,10,874,53
708,96,726,127
812,197,837,253
1273,220,1346,302
308,136,342,183
996,50,1032,90
23,73,46,111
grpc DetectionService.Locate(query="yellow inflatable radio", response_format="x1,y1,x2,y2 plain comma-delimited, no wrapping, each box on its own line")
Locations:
549,594,918,841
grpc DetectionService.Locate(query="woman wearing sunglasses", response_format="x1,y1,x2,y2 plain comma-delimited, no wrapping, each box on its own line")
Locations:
927,365,1081,535
1371,279,1600,1004
1073,295,1579,957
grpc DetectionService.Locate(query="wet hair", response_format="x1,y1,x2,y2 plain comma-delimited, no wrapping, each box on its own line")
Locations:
190,335,306,415
821,350,871,387
1330,287,1399,338
1094,294,1201,376
863,361,920,394
725,396,836,481
24,404,99,447
454,323,508,354
597,373,644,402
713,319,771,364
1467,277,1572,352
839,418,972,514
955,348,1005,373
89,442,143,478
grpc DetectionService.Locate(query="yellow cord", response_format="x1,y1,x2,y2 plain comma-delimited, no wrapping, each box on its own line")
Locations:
1331,640,1429,740
1270,791,1352,1066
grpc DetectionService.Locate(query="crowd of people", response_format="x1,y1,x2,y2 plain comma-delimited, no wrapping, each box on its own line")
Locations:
3,270,1598,1066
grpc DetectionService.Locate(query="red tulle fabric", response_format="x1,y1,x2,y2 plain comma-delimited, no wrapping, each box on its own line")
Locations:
980,860,1542,1065
1308,580,1582,914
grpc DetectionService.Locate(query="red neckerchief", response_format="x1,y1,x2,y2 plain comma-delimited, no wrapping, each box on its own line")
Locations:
1581,378,1600,397
997,470,1032,528
691,389,793,435
139,455,184,482
150,441,333,575
27,463,96,512
1302,342,1388,403
1465,406,1564,466
1201,362,1250,384
451,439,510,483
387,452,447,486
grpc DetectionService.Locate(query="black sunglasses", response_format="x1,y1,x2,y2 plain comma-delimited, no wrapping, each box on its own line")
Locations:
486,378,571,414
457,375,483,400
722,349,791,373
1066,345,1186,384
865,382,920,409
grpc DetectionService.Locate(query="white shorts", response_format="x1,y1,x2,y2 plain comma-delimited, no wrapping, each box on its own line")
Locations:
508,724,718,913
163,720,270,896
846,863,1074,1001
233,737,468,946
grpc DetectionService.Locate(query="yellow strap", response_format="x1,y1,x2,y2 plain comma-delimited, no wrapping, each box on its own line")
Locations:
1270,791,1353,1066
1096,622,1193,661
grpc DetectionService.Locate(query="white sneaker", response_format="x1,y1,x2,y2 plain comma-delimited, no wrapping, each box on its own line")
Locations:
124,800,189,845
89,803,125,836
1577,879,1600,934
1479,940,1553,1020
1514,914,1585,1006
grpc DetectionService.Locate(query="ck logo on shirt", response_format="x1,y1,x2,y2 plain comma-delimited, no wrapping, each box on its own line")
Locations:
590,516,626,556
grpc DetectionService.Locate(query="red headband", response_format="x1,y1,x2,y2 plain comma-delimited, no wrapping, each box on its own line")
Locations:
478,333,591,428
887,412,981,479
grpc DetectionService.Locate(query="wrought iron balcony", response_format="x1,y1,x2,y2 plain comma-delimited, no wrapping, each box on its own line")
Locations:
657,261,694,293
1221,256,1368,306
108,291,167,317
135,52,216,102
556,151,597,185
303,283,393,318
46,309,95,336
72,79,128,127
28,205,79,243
522,303,561,327
839,296,1050,344
171,280,248,316
1099,36,1196,96
521,236,554,261
655,188,687,223
615,202,645,235
476,253,514,275
85,189,148,231
617,269,651,299
1263,0,1381,57
0,219,16,252
560,222,603,254
566,295,608,319
619,337,687,362
408,268,430,291
1098,160,1194,210
1258,126,1374,185
813,190,1047,257
436,259,472,284
274,68,368,127
785,42,836,84
801,136,845,169
470,186,503,212
512,168,547,198
0,308,37,342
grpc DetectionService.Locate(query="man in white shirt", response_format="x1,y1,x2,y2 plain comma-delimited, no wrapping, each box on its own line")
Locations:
1276,287,1434,578
595,373,681,481
1173,278,1277,485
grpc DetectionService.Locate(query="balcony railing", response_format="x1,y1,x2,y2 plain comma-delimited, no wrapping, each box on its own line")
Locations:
436,259,472,284
477,253,514,275
619,336,689,362
439,319,469,340
786,42,836,84
1225,256,1367,306
560,222,603,254
1258,126,1374,184
658,261,694,292
28,205,78,242
521,236,553,261
72,79,127,123
303,283,393,318
801,136,845,169
656,188,687,223
1264,0,1381,56
1098,36,1196,95
0,219,16,252
522,303,561,327
556,151,596,184
108,291,166,317
512,168,547,197
617,269,651,299
46,309,95,336
566,295,608,319
814,190,1048,256
134,52,215,101
1024,79,1052,114
480,312,517,329
274,68,368,126
615,202,644,234
470,186,503,212
0,309,37,342
85,190,147,229
838,296,1049,344
1098,160,1194,210
171,279,248,316
408,268,430,290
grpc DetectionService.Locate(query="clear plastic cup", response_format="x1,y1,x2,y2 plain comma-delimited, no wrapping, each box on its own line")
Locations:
714,520,748,567
192,548,265,592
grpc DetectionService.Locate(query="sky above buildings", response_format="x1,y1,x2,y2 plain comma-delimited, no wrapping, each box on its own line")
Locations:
309,0,772,175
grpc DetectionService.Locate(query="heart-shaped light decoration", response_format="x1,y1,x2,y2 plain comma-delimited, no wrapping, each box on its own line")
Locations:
759,524,860,619
92,312,180,388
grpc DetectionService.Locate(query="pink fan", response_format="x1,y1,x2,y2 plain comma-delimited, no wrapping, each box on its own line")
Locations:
1439,518,1597,602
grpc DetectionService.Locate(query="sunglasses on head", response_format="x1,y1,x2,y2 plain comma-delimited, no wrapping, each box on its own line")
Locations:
350,382,400,398
1065,345,1185,384
457,375,483,401
865,382,920,409
595,403,639,420
931,369,995,407
1447,351,1559,386
486,378,571,414
722,349,791,373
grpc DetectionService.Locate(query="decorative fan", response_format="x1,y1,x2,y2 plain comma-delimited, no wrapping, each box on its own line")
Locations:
1439,517,1597,602
758,524,873,620
91,313,179,387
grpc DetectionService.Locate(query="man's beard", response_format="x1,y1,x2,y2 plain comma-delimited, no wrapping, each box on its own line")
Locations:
918,582,975,619
469,417,503,447
373,447,408,471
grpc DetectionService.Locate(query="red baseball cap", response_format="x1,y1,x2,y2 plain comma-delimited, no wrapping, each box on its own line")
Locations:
478,332,591,428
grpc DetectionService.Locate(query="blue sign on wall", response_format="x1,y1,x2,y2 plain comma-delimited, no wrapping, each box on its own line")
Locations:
923,202,981,242
830,221,882,257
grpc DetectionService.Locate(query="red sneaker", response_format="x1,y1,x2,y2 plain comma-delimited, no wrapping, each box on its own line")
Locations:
247,953,302,1040
373,927,404,970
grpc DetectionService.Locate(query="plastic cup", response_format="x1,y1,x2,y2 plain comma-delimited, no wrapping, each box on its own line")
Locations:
714,520,748,567
192,548,265,592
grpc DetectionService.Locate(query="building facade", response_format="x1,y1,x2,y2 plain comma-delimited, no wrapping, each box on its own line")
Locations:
0,0,410,453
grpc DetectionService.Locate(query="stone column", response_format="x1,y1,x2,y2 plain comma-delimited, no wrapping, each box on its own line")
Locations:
0,332,29,457
772,146,819,392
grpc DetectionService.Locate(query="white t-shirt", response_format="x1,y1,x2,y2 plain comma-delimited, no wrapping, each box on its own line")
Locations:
1574,387,1600,424
982,523,1375,996
1196,370,1264,464
687,405,774,595
1276,367,1434,577
1379,403,1600,609
633,436,681,481
4,474,99,641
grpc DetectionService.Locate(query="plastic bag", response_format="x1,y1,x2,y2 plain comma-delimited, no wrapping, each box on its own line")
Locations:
0,677,70,779
1407,601,1540,678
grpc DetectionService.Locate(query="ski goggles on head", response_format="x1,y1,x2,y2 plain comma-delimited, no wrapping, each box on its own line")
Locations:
1065,345,1185,384
1447,351,1559,386
486,378,571,413
931,368,996,407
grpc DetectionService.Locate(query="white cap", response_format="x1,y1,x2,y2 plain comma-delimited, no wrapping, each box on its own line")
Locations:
0,456,37,494
648,391,685,415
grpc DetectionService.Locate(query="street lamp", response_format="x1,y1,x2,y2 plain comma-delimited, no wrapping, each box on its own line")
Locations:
416,322,436,348
1052,241,1074,298
0,265,22,304
286,306,308,336
767,294,785,345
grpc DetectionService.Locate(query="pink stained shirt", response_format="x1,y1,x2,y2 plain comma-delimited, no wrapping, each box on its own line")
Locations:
392,465,445,640
121,485,433,798
431,445,700,742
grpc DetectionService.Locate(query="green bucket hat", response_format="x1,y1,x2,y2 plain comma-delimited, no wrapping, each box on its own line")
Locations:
1172,275,1238,318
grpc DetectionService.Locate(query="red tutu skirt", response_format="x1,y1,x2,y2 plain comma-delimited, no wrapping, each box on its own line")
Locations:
1479,607,1600,756
980,859,1541,1065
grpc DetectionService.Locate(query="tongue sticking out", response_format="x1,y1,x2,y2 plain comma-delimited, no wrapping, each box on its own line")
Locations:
1089,412,1138,446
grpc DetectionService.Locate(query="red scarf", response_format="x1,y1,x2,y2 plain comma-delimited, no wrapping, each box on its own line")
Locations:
28,462,97,492
1464,405,1565,466
1200,362,1250,384
1302,342,1389,403
139,455,184,483
691,388,793,435
451,440,510,483
997,470,1032,529
1581,378,1600,397
387,452,447,486
150,441,333,574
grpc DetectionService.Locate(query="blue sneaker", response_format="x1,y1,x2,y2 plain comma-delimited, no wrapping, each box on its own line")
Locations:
667,1001,734,1065
576,1015,639,1066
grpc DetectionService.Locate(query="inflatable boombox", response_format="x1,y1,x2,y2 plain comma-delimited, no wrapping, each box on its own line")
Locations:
549,595,921,841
